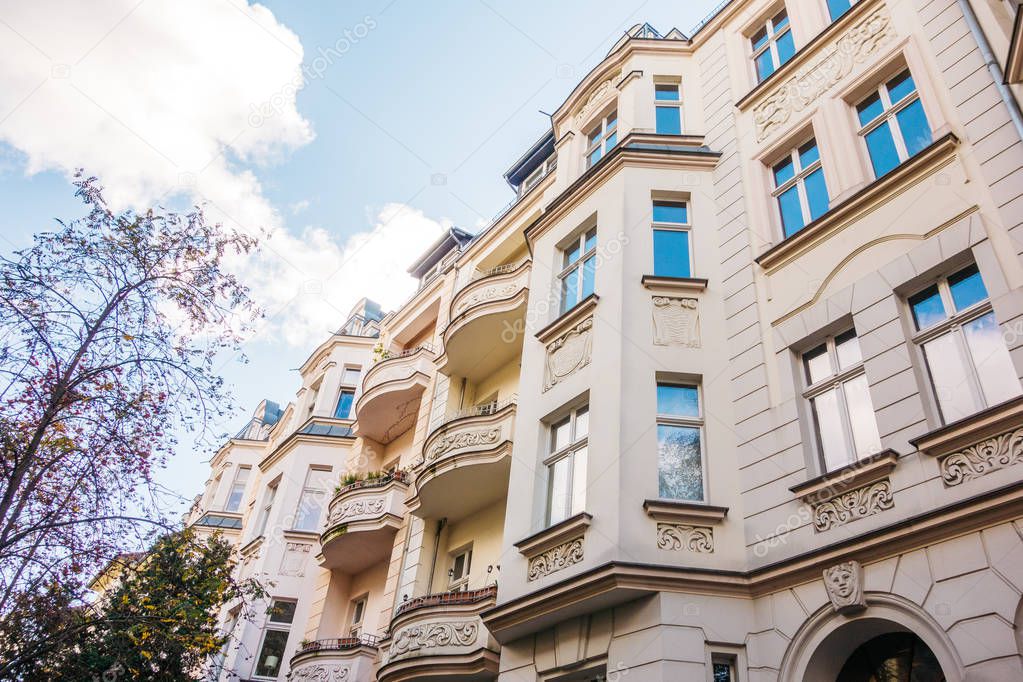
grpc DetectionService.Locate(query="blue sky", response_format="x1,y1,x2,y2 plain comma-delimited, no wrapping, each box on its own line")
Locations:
0,0,720,514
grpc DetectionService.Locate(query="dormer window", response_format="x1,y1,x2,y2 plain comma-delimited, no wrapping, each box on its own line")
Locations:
585,110,618,168
520,156,557,197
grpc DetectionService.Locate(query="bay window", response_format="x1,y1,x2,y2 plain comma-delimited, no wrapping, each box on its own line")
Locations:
585,110,618,167
546,404,589,525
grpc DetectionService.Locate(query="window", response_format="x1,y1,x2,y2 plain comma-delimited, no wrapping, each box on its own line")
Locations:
909,263,1022,424
803,330,882,472
652,201,692,278
349,596,366,637
585,110,618,167
656,384,705,501
254,599,295,679
826,0,859,21
545,404,589,525
521,156,557,196
771,137,829,238
306,378,321,418
751,9,795,83
293,468,327,532
449,547,472,591
654,82,682,135
559,228,597,314
856,69,932,178
255,479,278,538
334,390,355,419
712,657,737,682
341,366,361,385
224,466,250,513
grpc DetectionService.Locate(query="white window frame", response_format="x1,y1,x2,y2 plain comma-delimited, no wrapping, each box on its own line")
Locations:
223,465,250,513
558,227,597,314
255,478,279,539
253,598,296,680
544,404,589,526
348,595,367,637
750,9,792,82
855,69,927,171
584,109,618,168
306,377,322,418
653,80,683,135
770,137,826,235
655,383,707,502
521,156,557,196
292,468,328,532
448,546,473,592
651,200,692,278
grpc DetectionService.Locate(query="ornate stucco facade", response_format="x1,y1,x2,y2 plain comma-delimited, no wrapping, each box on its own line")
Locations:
184,0,1023,679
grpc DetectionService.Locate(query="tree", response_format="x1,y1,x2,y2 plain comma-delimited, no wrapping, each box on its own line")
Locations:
0,172,260,676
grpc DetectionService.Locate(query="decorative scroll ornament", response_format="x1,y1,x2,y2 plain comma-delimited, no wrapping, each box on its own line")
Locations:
575,79,615,126
753,8,894,141
280,542,312,577
427,427,501,461
823,560,867,614
652,296,700,347
329,497,385,524
656,523,714,553
940,428,1023,486
527,537,584,581
543,317,593,392
289,664,351,681
388,621,478,658
813,479,894,531
454,283,518,315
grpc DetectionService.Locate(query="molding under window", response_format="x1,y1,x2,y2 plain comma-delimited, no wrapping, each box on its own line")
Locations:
640,275,708,293
536,294,599,344
514,512,592,557
643,499,728,524
789,449,899,503
910,395,1023,458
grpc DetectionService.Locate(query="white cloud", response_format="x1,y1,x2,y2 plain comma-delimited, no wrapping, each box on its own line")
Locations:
289,199,310,215
0,0,445,345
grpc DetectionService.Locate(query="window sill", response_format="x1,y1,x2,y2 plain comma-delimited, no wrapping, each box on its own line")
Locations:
514,512,592,558
641,275,708,293
239,535,264,556
910,395,1023,458
755,133,959,272
789,449,899,504
643,499,727,524
535,294,599,344
283,529,320,540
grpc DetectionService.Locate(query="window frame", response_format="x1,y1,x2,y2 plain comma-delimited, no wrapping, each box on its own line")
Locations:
655,382,707,502
253,598,296,680
292,468,328,532
544,404,590,526
584,109,618,168
448,545,473,592
651,200,692,278
521,156,557,196
653,80,683,135
750,8,794,83
255,478,279,539
348,595,367,637
769,136,829,238
223,465,251,513
855,69,931,178
826,0,860,21
558,227,598,314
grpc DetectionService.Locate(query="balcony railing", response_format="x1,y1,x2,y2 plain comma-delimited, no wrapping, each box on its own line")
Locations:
297,634,379,654
394,585,497,618
375,343,436,363
441,396,517,423
333,469,410,497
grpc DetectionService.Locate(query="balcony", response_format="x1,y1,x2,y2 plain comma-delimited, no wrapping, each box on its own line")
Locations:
436,261,529,382
355,345,435,444
378,586,499,682
320,474,408,573
288,635,378,681
406,401,515,522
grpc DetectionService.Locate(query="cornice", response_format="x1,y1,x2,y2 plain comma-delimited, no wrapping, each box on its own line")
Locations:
789,450,899,503
911,395,1023,457
534,295,599,345
257,418,355,472
514,512,592,557
640,275,709,293
643,499,728,524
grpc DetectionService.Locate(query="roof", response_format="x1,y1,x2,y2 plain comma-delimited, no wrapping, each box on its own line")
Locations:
234,399,284,440
504,129,556,188
606,22,687,55
407,226,475,278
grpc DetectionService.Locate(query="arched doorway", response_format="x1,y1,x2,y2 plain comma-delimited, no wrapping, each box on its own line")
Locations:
836,632,945,681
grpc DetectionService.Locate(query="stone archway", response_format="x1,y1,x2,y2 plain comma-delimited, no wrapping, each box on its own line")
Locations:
779,594,964,682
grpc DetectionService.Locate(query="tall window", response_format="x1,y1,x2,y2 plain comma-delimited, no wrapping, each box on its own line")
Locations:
254,599,296,679
449,546,472,591
772,138,829,238
224,466,250,513
656,384,705,501
585,110,618,167
751,9,795,83
909,263,1022,424
856,69,932,178
293,468,327,532
712,656,737,682
559,228,597,314
803,330,882,472
255,479,278,538
546,404,589,525
335,366,361,419
826,0,860,20
306,378,321,418
652,201,691,278
654,82,682,135
348,596,367,637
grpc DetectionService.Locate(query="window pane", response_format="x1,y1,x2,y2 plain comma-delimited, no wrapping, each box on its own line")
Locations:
658,425,703,500
812,388,851,471
575,406,589,440
835,330,863,370
948,264,987,311
886,70,916,104
565,240,581,266
269,600,297,624
334,390,355,419
775,29,795,65
294,491,324,531
773,157,795,186
571,447,587,515
798,140,820,167
778,185,805,237
909,285,946,330
581,256,596,299
606,111,617,129
605,130,618,150
773,9,790,29
588,148,602,167
452,553,465,578
552,416,571,451
341,368,361,385
827,0,853,20
804,168,829,221
923,333,979,423
653,229,691,278
587,125,602,146
714,662,735,682
804,343,832,384
843,374,882,458
255,630,290,677
963,312,1022,407
857,92,884,126
548,458,571,524
561,268,579,313
751,27,769,51
655,84,680,101
865,121,901,177
657,384,699,417
226,486,244,513
653,201,687,224
895,98,931,157
756,51,775,82
655,106,682,135
584,228,597,252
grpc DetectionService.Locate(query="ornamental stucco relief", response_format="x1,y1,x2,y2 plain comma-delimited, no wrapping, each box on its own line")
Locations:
652,296,700,347
753,8,894,141
279,542,311,577
812,479,893,531
940,427,1023,486
289,664,351,681
575,79,615,126
527,537,584,581
453,282,518,315
656,523,714,553
328,497,385,524
543,317,593,392
387,621,478,659
426,427,501,461
823,560,867,614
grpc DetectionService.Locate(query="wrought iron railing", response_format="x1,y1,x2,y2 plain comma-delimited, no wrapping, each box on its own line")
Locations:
333,469,409,497
442,396,517,422
688,0,733,37
297,634,379,654
394,585,497,618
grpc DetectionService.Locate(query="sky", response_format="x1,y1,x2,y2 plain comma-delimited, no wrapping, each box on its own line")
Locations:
0,0,722,515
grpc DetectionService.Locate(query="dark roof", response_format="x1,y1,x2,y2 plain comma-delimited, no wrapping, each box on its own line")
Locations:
504,129,556,188
407,227,474,278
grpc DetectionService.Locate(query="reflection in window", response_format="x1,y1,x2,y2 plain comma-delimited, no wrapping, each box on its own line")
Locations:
652,200,691,278
585,110,618,167
654,82,682,135
771,137,829,238
656,383,704,501
856,70,932,178
559,228,597,314
751,9,795,83
546,405,589,525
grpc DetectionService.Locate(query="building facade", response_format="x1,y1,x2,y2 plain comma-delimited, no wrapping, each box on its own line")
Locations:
184,0,1023,679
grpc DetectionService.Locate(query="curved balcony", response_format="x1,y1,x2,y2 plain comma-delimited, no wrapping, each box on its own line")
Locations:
355,345,434,444
287,636,378,681
320,474,408,574
406,401,515,522
378,586,499,682
436,261,529,382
